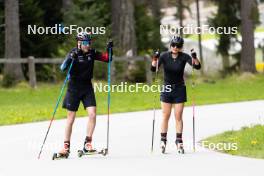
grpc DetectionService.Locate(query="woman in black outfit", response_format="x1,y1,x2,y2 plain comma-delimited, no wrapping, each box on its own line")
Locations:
151,36,201,153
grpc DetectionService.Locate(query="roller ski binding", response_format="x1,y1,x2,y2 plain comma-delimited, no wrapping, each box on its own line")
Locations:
176,138,185,154
52,141,70,160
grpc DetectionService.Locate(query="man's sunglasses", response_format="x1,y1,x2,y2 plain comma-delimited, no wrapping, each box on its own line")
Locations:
81,40,91,46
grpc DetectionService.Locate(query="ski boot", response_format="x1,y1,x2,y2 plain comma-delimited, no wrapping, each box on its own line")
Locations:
176,138,184,154
83,142,97,153
160,133,167,154
160,139,167,154
78,137,102,157
52,141,70,160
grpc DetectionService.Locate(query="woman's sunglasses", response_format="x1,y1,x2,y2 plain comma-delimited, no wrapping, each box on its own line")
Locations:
171,43,182,48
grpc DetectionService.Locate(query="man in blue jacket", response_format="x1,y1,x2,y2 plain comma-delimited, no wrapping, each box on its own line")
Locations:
57,32,112,157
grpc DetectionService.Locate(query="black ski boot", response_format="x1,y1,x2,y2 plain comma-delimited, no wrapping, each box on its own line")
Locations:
160,133,167,154
176,138,184,154
160,140,167,154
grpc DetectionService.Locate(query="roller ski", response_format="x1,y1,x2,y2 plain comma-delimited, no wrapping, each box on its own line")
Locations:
52,141,70,160
77,148,107,157
77,139,107,157
176,139,185,154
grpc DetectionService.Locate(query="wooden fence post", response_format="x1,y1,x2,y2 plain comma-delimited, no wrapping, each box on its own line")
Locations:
28,56,37,88
52,64,57,83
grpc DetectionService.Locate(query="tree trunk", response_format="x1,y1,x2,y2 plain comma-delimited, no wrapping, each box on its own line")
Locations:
62,0,72,11
111,0,137,81
178,0,183,36
222,54,230,72
149,0,160,18
111,0,137,55
240,0,256,73
4,0,24,82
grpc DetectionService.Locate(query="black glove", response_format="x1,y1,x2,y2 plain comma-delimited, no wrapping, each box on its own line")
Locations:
107,40,114,58
70,51,78,59
154,50,160,58
107,40,114,49
191,49,197,59
152,50,160,61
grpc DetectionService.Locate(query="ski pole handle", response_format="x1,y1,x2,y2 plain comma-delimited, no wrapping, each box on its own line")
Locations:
152,49,160,71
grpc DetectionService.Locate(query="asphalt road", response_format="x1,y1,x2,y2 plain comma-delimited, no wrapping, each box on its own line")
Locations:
0,100,263,176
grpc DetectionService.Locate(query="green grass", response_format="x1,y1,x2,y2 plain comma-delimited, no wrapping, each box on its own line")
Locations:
256,26,264,33
256,48,263,63
203,125,264,159
0,73,264,126
191,73,264,104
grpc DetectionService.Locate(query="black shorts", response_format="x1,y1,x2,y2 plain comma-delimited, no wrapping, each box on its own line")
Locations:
62,84,96,112
160,85,187,104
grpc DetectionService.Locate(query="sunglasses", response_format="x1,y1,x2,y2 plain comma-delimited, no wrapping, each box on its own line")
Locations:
81,40,91,46
171,43,182,48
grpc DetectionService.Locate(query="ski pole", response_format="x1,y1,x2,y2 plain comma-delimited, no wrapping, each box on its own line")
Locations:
106,42,113,155
151,50,159,153
191,49,196,152
37,59,74,159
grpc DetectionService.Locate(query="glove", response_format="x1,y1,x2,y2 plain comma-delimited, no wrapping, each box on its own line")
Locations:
191,49,197,59
107,40,114,57
70,51,78,59
107,40,114,49
152,50,160,61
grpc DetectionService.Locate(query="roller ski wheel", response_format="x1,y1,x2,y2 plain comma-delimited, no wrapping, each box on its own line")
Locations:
77,150,84,158
52,152,69,160
52,142,70,160
177,146,185,154
99,148,108,156
176,140,185,154
160,141,166,154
